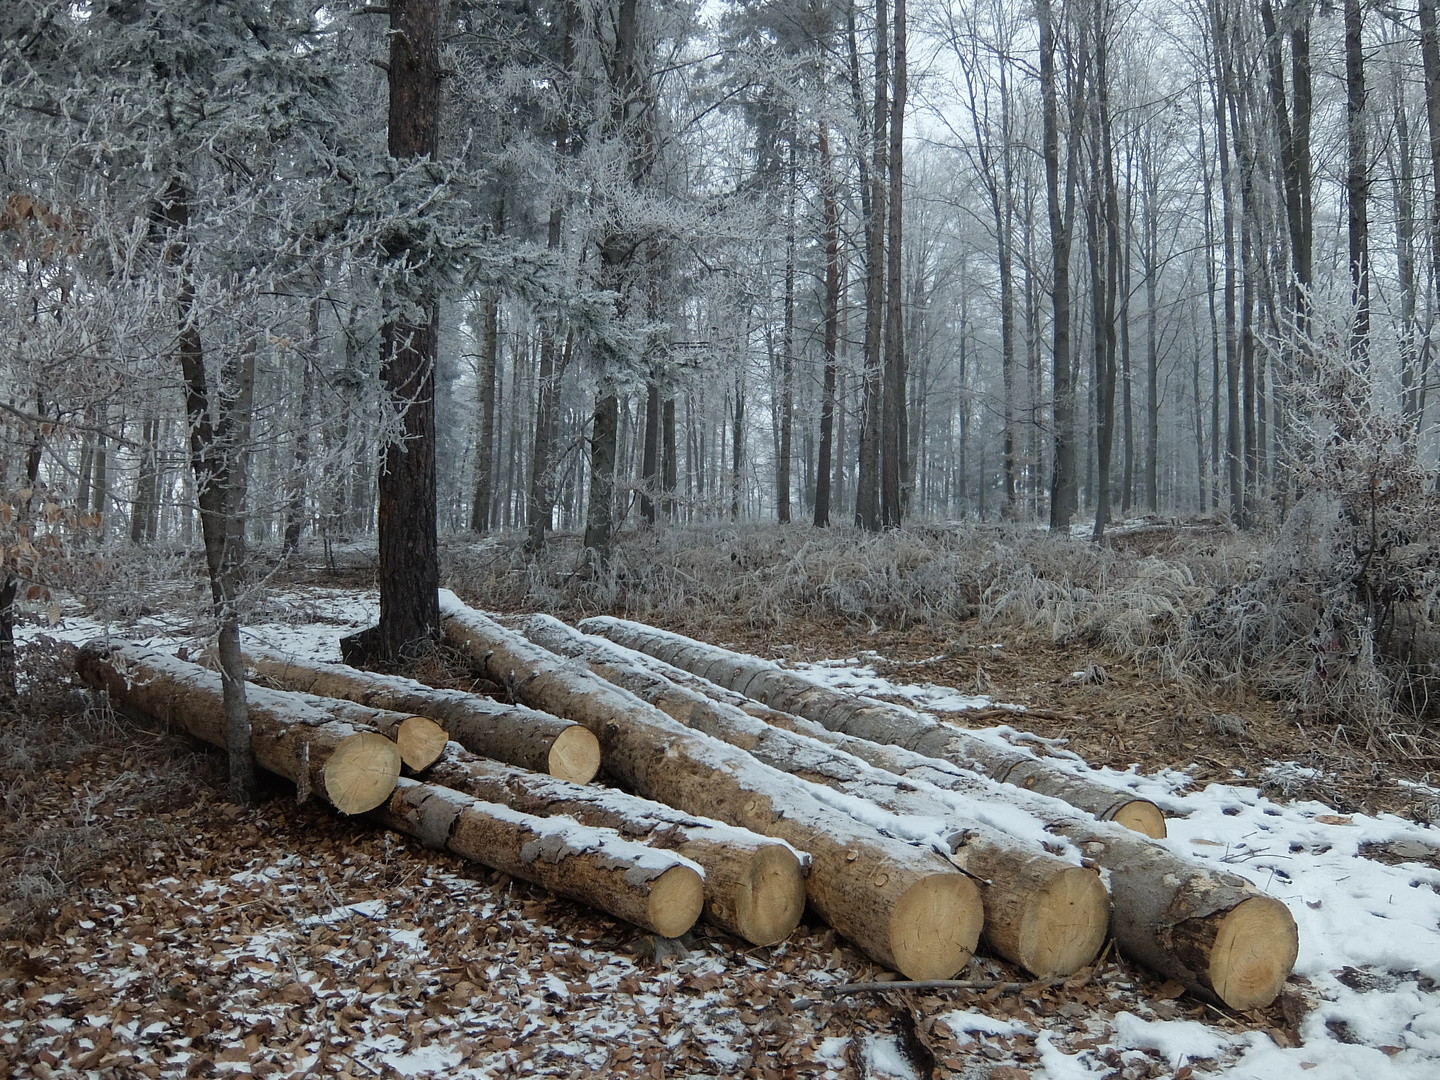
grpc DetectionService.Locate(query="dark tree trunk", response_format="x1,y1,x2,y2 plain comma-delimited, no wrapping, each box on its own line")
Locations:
584,393,619,559
641,381,660,526
815,124,841,527
662,396,676,518
881,0,907,529
1344,0,1368,369
471,289,499,533
1040,0,1082,530
375,0,441,660
856,0,888,531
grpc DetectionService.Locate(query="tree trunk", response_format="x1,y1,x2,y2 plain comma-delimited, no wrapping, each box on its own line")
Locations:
814,121,840,528
78,643,399,815
641,381,660,526
579,616,1166,837
283,273,321,554
439,594,983,981
472,289,499,533
243,648,600,785
1344,0,1368,368
422,744,804,945
526,616,1108,978
0,417,43,693
166,178,255,806
881,0,907,529
1039,0,1081,530
584,392,620,560
662,396,676,518
856,0,888,532
375,778,703,937
375,0,442,661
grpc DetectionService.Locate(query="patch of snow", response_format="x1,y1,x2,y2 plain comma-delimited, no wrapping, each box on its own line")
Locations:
941,1009,1031,1037
861,1034,919,1079
1113,1011,1230,1067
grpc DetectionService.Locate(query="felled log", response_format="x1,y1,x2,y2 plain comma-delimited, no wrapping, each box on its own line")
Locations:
374,778,704,938
631,662,1294,1011
524,614,1107,978
77,641,400,815
579,616,1167,839
240,648,600,785
424,744,805,945
438,591,983,980
199,646,448,771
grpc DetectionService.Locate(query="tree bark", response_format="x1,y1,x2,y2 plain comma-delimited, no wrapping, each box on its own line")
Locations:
374,778,704,938
439,594,983,980
78,642,399,815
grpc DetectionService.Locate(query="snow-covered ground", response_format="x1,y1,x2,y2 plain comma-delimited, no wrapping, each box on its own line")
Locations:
15,600,1440,1077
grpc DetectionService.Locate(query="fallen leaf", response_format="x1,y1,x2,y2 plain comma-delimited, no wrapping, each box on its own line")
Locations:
1314,815,1353,826
1191,838,1223,846
1379,1046,1404,1057
1156,980,1186,1000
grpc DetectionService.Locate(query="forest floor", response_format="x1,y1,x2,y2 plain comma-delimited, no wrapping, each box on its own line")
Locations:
3,527,1440,1080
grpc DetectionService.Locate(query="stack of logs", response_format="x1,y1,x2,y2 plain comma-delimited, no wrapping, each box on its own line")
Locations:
75,590,1298,1012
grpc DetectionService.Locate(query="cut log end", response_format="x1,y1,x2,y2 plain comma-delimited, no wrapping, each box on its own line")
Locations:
733,844,807,946
1208,896,1300,1011
889,873,985,981
1108,799,1168,839
647,865,706,939
396,716,450,772
322,732,402,815
1016,867,1109,978
548,725,601,785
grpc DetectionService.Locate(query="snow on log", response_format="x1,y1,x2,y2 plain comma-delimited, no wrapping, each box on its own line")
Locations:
568,621,1298,1010
77,641,400,815
199,646,447,771
578,616,1167,839
524,614,1107,978
240,647,600,785
373,778,704,938
423,744,805,945
437,591,983,980
720,692,1294,1010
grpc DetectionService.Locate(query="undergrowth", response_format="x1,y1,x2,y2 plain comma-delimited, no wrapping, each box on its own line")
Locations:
0,637,222,940
442,517,1261,668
